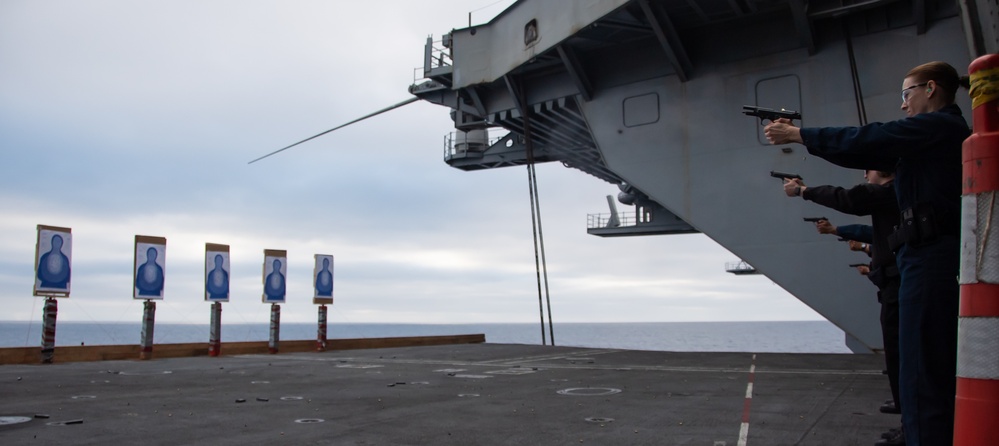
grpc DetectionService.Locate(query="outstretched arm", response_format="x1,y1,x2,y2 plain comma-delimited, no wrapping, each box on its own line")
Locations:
764,118,803,145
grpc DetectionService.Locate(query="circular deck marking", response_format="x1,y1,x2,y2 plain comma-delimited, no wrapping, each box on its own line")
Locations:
251,381,270,384
70,395,96,400
410,381,430,385
457,394,480,398
0,416,32,426
585,417,614,423
294,418,324,424
556,388,622,396
90,380,111,384
280,396,304,401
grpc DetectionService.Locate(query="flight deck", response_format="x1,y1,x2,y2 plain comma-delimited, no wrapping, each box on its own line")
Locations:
0,341,894,445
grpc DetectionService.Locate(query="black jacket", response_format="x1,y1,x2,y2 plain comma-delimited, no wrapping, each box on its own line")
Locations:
803,181,900,287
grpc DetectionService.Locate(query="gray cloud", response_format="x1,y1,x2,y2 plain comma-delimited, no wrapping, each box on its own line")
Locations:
0,0,826,325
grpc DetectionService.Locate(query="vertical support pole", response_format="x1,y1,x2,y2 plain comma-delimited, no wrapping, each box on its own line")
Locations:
268,303,280,354
955,53,999,446
139,300,156,360
317,304,328,352
40,297,57,364
209,302,222,357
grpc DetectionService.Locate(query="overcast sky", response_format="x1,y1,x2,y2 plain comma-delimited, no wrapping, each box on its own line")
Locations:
0,0,824,328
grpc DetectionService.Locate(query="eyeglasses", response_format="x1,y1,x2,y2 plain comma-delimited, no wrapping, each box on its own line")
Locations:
901,82,929,103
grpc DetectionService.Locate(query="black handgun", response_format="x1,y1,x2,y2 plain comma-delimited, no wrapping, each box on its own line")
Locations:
803,217,827,223
744,105,802,125
770,171,802,180
849,263,868,268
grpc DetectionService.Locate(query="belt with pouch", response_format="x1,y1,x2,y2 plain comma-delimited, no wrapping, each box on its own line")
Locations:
887,204,958,252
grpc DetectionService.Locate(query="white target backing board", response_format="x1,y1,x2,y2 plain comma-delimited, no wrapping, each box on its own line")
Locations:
313,254,334,305
34,225,73,297
134,235,167,300
262,249,287,303
205,243,230,302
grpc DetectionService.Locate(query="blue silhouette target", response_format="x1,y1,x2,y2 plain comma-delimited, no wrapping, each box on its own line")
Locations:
205,248,230,302
262,251,286,303
314,254,334,303
34,226,73,296
134,237,166,299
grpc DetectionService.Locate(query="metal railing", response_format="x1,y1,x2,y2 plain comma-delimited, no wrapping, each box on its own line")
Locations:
413,36,453,84
443,131,505,160
587,212,639,229
724,261,757,273
428,39,452,70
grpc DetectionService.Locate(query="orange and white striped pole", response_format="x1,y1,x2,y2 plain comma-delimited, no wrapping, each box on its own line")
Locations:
955,53,999,446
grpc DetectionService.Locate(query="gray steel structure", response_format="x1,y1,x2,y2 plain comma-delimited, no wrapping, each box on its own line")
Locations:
410,0,999,352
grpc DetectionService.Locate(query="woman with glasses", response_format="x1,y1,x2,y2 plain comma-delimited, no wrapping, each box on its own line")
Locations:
764,61,969,446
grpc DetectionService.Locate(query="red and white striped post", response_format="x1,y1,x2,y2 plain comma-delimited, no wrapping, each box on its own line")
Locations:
268,303,280,354
139,300,156,360
208,301,222,357
40,297,58,363
955,53,999,446
317,304,328,352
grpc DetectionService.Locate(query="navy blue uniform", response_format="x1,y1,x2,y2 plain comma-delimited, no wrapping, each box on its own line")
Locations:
836,223,873,243
799,104,968,446
804,182,902,413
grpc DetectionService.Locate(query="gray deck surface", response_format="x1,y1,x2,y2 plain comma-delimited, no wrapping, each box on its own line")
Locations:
0,343,898,445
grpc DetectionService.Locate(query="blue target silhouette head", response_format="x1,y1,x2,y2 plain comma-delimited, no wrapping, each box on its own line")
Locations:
146,247,158,263
50,234,64,251
273,259,282,271
214,254,224,268
323,258,330,269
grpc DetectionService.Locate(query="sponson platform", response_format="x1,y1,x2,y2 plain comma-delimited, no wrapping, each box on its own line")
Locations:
0,341,894,445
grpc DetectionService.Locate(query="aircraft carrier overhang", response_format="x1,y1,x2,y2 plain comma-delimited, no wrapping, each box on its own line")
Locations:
409,0,995,352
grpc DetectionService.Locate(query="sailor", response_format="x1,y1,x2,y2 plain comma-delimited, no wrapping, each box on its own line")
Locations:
764,61,968,446
781,170,903,439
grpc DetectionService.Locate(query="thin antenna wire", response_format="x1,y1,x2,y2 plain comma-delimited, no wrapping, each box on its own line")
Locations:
70,299,121,344
470,0,508,13
530,162,554,345
248,97,418,164
512,75,553,346
468,0,510,27
24,296,39,347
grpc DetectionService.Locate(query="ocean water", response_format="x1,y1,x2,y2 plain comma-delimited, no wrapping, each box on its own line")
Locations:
0,320,851,353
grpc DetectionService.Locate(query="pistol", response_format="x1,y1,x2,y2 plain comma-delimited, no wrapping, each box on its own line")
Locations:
849,263,868,268
803,217,828,223
744,105,802,125
770,170,802,180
